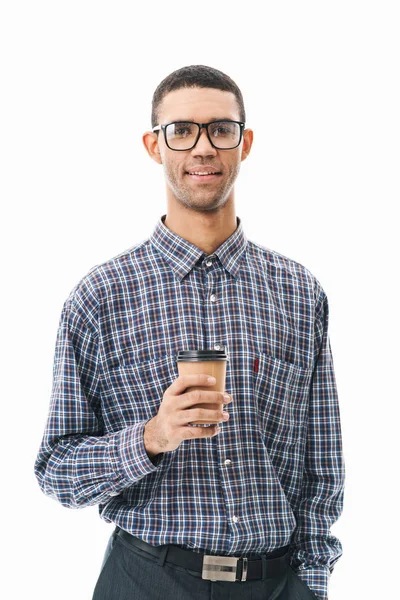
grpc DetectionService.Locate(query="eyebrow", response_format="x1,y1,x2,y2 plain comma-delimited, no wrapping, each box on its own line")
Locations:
166,117,238,123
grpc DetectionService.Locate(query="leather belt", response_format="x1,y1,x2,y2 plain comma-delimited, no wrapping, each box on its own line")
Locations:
115,528,290,582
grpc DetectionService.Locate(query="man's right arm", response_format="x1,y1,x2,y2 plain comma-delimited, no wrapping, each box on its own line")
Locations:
34,296,160,509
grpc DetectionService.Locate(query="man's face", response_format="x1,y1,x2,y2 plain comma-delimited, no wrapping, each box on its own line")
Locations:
150,87,252,213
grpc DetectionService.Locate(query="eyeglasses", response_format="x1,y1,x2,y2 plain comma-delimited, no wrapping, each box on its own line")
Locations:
152,120,245,151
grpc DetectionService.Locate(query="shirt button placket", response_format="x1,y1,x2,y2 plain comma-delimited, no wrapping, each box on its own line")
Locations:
206,265,232,528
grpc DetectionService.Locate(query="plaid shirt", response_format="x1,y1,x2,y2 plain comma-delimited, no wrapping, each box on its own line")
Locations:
35,215,344,600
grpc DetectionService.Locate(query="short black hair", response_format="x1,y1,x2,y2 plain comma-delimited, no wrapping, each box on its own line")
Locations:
151,65,246,128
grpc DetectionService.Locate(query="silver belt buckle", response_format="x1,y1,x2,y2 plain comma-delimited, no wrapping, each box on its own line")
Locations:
202,555,248,582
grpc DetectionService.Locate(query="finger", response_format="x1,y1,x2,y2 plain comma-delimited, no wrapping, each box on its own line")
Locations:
168,374,217,396
182,424,221,440
178,407,228,425
178,391,230,410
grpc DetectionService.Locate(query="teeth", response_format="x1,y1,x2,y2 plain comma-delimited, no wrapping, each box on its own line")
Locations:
189,172,217,175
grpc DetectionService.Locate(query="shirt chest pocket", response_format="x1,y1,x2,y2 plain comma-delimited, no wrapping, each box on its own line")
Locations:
254,353,313,445
103,354,178,429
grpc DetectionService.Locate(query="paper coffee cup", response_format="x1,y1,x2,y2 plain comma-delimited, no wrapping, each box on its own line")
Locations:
176,349,228,426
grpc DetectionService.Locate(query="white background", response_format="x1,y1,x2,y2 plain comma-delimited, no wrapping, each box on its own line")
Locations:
1,1,399,598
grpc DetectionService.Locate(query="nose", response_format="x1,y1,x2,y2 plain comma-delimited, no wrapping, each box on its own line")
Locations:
190,128,217,157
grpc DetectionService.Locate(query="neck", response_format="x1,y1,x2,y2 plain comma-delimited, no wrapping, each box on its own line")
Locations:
164,202,237,255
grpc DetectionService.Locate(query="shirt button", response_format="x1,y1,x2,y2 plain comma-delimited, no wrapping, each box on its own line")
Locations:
232,516,239,524
224,459,232,466
214,344,221,350
210,294,216,302
206,260,213,267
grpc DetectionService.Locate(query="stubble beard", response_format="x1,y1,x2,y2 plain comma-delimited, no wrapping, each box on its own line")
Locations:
164,163,241,213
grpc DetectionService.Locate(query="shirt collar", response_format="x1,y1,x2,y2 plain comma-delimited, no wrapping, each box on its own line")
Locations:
150,215,248,281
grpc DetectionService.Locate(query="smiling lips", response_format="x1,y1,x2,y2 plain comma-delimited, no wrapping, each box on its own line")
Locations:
186,167,222,182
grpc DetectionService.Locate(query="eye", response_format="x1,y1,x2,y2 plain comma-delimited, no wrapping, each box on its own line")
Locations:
210,122,236,137
170,123,195,138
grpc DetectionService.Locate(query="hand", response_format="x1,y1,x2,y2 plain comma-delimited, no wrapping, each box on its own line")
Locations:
144,374,232,457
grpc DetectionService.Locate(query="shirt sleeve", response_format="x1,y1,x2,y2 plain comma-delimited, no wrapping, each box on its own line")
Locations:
289,281,345,600
34,292,160,508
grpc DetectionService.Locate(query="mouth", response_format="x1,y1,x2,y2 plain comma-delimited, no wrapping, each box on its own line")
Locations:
185,168,222,182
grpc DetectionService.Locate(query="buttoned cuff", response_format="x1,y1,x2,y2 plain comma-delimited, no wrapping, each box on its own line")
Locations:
295,566,330,600
116,422,161,483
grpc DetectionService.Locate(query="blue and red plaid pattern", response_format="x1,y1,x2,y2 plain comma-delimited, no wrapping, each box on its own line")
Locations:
35,215,344,600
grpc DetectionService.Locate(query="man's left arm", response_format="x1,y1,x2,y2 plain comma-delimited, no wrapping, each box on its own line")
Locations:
290,282,345,600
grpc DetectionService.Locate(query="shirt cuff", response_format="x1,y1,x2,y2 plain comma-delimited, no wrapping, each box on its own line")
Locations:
295,566,330,600
115,422,160,483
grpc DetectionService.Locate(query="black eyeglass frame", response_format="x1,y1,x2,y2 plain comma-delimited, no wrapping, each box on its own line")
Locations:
152,120,246,151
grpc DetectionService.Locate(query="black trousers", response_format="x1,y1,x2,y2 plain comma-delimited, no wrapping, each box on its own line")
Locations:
92,528,319,600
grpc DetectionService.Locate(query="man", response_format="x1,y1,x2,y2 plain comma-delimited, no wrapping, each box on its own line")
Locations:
35,65,344,600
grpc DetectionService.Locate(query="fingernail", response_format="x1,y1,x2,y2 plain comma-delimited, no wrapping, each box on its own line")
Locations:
208,376,216,384
214,426,221,434
224,393,231,402
222,412,229,420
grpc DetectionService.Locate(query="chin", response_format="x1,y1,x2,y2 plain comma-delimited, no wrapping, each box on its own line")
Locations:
178,191,230,212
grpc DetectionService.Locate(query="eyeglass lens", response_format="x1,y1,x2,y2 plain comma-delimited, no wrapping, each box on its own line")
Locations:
165,122,241,150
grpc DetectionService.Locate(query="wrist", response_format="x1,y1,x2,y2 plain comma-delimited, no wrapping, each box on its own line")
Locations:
144,417,163,458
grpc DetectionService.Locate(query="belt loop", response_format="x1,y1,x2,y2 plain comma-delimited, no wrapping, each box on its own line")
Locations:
157,545,169,567
261,554,267,580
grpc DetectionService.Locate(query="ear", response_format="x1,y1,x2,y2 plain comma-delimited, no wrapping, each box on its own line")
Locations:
240,128,254,162
142,131,163,164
